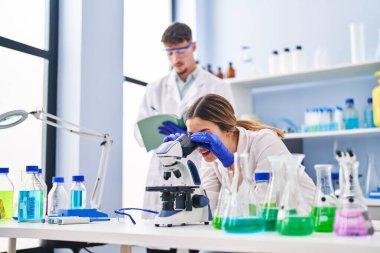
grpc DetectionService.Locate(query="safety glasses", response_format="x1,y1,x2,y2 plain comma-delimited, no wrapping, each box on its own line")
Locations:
164,42,192,56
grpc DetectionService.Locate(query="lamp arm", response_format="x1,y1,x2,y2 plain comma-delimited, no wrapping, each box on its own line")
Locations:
30,108,113,211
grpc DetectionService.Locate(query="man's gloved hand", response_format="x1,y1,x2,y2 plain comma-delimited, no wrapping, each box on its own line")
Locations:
163,133,181,143
158,121,187,136
190,132,234,167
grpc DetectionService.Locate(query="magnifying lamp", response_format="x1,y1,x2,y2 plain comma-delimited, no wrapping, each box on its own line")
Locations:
0,108,113,214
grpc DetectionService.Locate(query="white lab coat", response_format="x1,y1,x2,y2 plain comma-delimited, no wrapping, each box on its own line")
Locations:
134,67,235,218
200,127,316,214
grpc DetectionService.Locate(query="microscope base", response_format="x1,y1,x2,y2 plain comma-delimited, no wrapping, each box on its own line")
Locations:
154,207,210,227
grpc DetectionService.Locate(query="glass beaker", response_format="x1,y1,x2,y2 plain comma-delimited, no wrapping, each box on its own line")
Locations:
311,164,337,232
264,155,284,231
277,154,314,236
222,153,265,233
334,161,375,236
212,167,232,230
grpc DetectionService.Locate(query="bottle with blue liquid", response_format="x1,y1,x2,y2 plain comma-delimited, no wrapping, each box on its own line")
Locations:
18,165,44,222
343,98,359,130
70,175,86,209
364,97,375,128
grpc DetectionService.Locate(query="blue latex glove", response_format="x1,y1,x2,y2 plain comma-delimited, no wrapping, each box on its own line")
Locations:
158,121,187,136
190,132,234,167
163,133,181,143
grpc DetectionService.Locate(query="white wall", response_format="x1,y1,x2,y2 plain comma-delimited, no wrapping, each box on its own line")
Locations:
57,0,123,252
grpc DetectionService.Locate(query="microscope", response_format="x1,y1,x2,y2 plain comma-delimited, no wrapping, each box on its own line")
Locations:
146,134,212,227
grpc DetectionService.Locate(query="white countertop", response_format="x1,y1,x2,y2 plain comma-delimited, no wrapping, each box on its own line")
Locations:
0,219,379,253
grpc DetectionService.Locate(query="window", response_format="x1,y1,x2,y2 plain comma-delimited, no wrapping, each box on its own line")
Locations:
0,0,58,188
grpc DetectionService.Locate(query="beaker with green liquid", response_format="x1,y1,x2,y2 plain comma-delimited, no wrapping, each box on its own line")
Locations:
222,153,265,234
212,167,232,230
311,164,337,232
277,154,314,236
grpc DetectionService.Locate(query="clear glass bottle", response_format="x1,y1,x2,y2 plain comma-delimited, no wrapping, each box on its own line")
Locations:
334,160,374,236
212,167,232,230
255,171,275,231
37,168,48,216
48,177,68,215
0,168,14,221
18,165,44,222
222,153,265,233
277,154,314,236
70,175,86,209
280,48,292,74
343,98,359,129
364,97,375,128
311,164,337,232
292,45,306,72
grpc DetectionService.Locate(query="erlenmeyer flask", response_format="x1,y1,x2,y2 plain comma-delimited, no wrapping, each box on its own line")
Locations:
264,155,284,231
222,153,265,233
311,164,337,232
212,167,232,230
277,154,314,236
334,161,375,236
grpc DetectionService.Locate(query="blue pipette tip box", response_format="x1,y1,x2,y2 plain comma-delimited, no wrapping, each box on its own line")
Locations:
58,208,108,218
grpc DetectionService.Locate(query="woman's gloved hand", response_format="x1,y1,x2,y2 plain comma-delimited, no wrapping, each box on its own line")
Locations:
190,132,234,167
158,121,187,136
163,133,181,143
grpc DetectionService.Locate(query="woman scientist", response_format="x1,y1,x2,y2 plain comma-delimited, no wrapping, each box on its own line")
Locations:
165,94,316,212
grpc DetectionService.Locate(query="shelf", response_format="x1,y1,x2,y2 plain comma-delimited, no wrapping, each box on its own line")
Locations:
228,60,380,88
284,127,380,139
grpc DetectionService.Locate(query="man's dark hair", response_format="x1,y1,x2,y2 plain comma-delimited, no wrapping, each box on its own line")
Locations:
161,22,192,44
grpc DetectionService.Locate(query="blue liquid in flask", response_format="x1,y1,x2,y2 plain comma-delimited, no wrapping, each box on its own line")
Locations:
71,190,86,209
18,190,43,222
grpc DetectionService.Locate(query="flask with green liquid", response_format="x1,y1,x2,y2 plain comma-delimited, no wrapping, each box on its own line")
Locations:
0,168,14,221
212,167,232,230
222,153,265,234
277,154,314,236
311,164,337,232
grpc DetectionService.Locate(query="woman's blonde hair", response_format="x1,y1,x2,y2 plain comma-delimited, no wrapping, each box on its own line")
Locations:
185,94,284,138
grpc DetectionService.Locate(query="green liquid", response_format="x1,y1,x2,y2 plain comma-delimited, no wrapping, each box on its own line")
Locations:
212,216,223,230
223,217,265,234
277,216,314,236
249,204,257,216
311,206,336,232
263,207,278,231
0,191,14,221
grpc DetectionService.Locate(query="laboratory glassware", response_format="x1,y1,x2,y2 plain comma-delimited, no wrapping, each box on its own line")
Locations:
226,62,235,78
365,154,378,197
18,165,44,222
292,45,306,72
207,64,214,75
280,48,292,73
349,22,366,63
311,164,337,232
48,177,68,216
364,97,375,128
216,67,224,79
255,171,276,231
222,153,265,233
373,71,380,127
277,154,314,236
268,50,280,75
264,156,284,231
334,158,374,236
70,175,87,209
0,168,14,221
343,98,359,129
212,167,232,230
37,168,48,216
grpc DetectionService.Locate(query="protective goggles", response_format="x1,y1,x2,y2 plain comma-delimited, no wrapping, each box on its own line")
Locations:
164,42,192,56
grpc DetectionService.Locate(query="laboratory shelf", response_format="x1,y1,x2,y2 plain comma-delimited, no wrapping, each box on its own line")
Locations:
228,60,380,88
284,127,380,139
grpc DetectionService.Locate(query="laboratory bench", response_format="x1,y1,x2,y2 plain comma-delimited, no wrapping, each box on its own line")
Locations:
1,219,380,253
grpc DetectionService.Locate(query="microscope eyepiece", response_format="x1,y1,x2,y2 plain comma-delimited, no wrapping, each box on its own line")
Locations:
173,169,181,178
163,171,171,180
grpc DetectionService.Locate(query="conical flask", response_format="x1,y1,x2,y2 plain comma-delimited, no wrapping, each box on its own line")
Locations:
277,154,314,236
311,164,337,232
222,153,265,233
263,155,284,231
212,167,232,230
334,160,375,236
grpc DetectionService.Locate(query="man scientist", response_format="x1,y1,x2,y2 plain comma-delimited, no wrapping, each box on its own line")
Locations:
134,22,235,220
